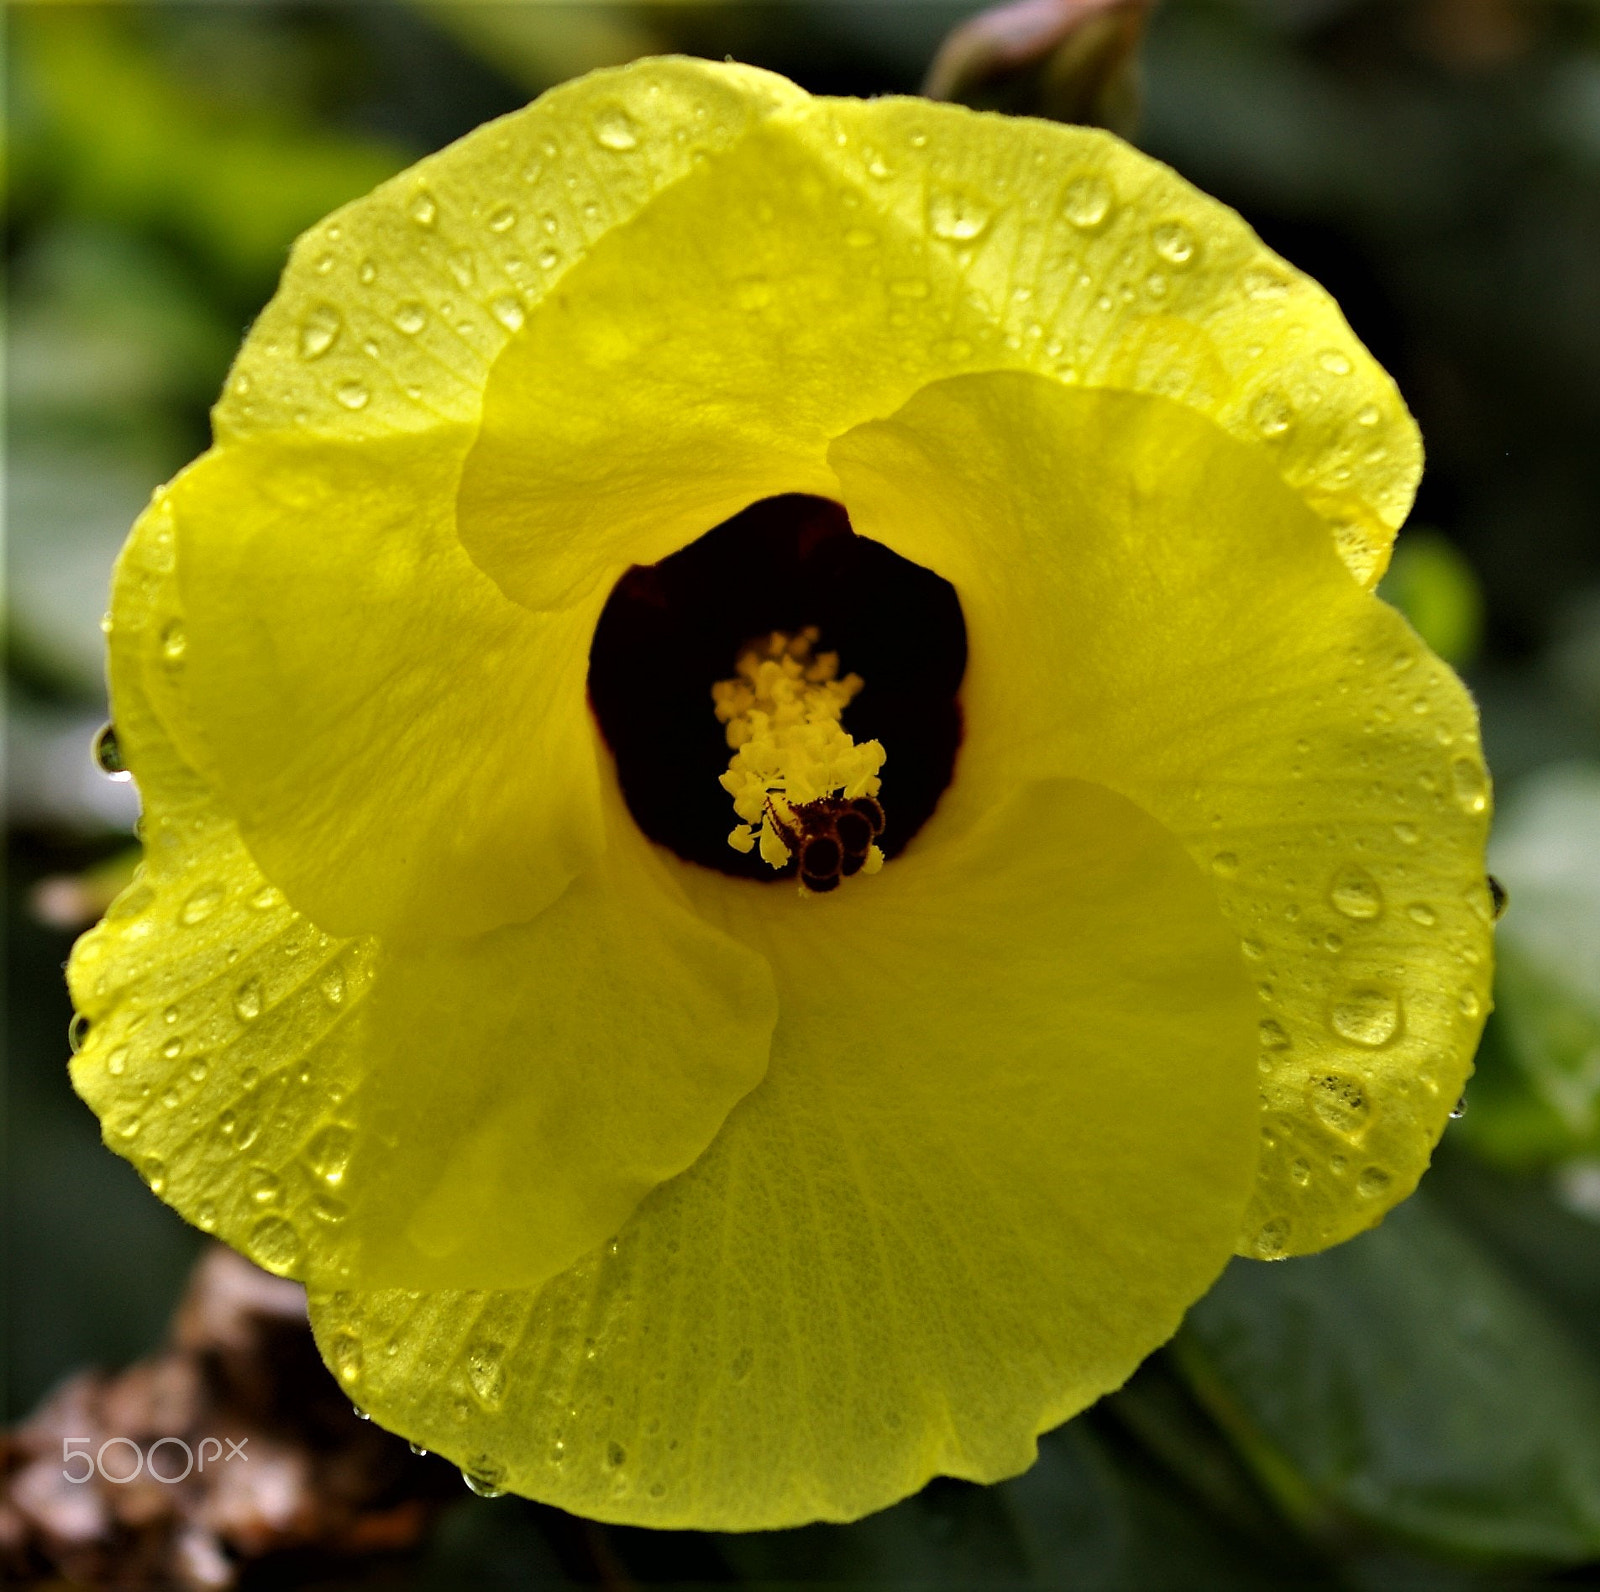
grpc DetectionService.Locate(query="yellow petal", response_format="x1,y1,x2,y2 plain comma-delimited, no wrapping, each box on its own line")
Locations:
71,492,776,1293
457,81,1414,612
828,371,1492,1257
163,434,605,940
310,777,1259,1527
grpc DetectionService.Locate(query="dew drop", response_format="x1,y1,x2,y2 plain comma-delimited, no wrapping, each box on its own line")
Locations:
1309,1071,1371,1134
93,723,132,781
68,1013,90,1054
298,304,342,360
161,1037,182,1061
335,381,370,411
1318,348,1353,376
330,1332,364,1385
234,980,263,1023
1450,756,1488,815
304,1124,353,1187
408,190,437,227
1330,988,1400,1048
312,1193,348,1224
143,1157,167,1194
250,1215,301,1275
393,302,428,335
538,247,560,270
1289,1157,1310,1186
247,1166,282,1205
467,1342,507,1407
181,884,223,925
1407,902,1438,927
1329,864,1383,920
249,885,283,912
606,1441,627,1469
1459,988,1481,1019
462,1457,508,1498
106,1046,128,1077
1357,1166,1392,1198
592,106,640,151
160,620,187,662
1356,402,1381,426
447,250,476,289
489,294,525,333
196,1200,217,1231
1150,221,1195,265
320,965,346,1006
1251,389,1295,438
358,259,377,285
189,1058,209,1083
1210,851,1239,878
1254,1217,1290,1258
1488,875,1508,919
1062,174,1112,229
1393,821,1418,845
1242,266,1289,301
1258,1018,1291,1052
928,189,992,243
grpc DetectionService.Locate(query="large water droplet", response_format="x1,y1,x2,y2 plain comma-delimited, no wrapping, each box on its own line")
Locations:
1150,221,1195,266
461,1457,508,1498
593,106,640,151
1450,756,1488,814
1357,1165,1392,1198
305,1124,353,1186
1254,1217,1291,1258
489,295,525,333
1330,987,1400,1047
928,189,992,243
68,1013,90,1054
181,884,223,925
298,305,342,360
1309,1070,1371,1134
234,979,263,1023
93,723,132,781
250,1215,301,1275
393,302,428,335
1062,175,1112,229
1329,864,1384,920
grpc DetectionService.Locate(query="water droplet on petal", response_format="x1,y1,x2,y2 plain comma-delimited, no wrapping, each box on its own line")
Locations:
247,1166,282,1205
1062,174,1112,229
330,1332,364,1385
490,295,525,332
68,1013,90,1054
488,203,518,231
250,1216,301,1275
1330,988,1401,1047
160,620,187,662
1254,1216,1291,1258
1318,348,1352,375
409,1441,431,1457
1289,1157,1310,1186
462,1457,507,1497
1407,902,1438,927
467,1342,507,1407
93,723,132,781
298,304,342,360
1450,755,1488,814
1309,1071,1371,1134
593,106,640,151
606,1441,627,1469
1251,389,1295,438
928,189,992,242
1151,221,1195,265
107,1047,128,1076
1329,864,1383,920
393,302,428,335
1210,851,1239,878
409,190,437,227
335,381,370,411
234,980,263,1023
320,964,346,1005
181,884,223,925
1357,1165,1392,1197
1259,1018,1291,1052
1488,875,1509,919
305,1125,353,1186
1242,266,1290,301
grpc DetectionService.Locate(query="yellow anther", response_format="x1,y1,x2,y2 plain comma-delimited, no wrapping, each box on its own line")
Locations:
713,629,887,894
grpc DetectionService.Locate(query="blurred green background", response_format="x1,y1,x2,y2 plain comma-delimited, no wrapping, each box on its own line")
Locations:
7,1,1600,1586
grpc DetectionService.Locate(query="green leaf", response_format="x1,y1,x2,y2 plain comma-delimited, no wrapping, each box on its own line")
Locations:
1176,1192,1600,1563
1377,528,1484,666
714,1421,1306,1590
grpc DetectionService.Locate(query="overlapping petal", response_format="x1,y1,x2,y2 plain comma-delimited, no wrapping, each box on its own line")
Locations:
311,777,1258,1528
829,373,1492,1254
70,488,776,1293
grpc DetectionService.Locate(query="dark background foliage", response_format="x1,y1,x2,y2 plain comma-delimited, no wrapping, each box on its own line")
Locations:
7,2,1600,1587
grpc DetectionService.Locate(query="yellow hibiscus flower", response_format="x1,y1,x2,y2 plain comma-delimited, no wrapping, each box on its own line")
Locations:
68,58,1493,1528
